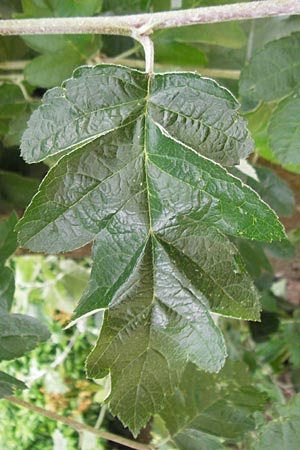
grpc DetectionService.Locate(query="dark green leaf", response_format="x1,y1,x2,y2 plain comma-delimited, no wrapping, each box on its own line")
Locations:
249,312,280,343
160,360,267,449
240,32,300,102
0,267,15,312
0,212,18,263
247,166,295,217
268,94,300,165
17,65,285,435
251,395,300,450
0,312,50,361
0,171,40,210
234,239,273,279
0,83,26,123
0,371,26,399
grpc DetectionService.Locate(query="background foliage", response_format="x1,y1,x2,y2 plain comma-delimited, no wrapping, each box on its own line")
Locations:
1,1,300,449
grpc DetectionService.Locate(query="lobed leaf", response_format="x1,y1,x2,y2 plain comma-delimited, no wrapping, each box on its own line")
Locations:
17,65,285,434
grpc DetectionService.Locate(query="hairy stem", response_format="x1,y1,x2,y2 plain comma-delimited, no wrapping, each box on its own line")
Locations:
0,1,299,36
6,396,156,450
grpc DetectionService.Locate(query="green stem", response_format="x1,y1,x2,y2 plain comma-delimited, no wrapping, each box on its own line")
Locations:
6,396,156,450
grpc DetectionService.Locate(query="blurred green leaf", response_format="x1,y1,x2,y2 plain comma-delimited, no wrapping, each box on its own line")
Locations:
240,32,300,102
155,22,246,49
0,171,40,210
160,360,267,449
0,312,50,361
23,35,101,88
19,2,102,88
0,267,15,312
251,395,300,450
0,83,27,136
0,212,18,263
268,94,300,165
19,0,101,17
0,371,26,398
155,40,207,66
102,0,151,14
247,166,295,217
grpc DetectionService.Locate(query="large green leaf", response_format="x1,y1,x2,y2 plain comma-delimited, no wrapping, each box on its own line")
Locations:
268,94,300,165
0,371,26,399
160,360,267,450
239,32,300,102
17,65,285,435
251,395,300,450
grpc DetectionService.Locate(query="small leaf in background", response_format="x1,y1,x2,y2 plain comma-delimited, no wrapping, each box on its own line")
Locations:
0,171,40,211
160,360,267,450
0,83,27,138
4,103,38,148
18,1,102,88
249,311,280,343
23,35,101,88
17,65,285,435
0,371,26,399
268,94,300,165
0,312,50,361
239,32,300,102
247,166,295,217
0,212,18,263
251,394,300,450
0,267,15,312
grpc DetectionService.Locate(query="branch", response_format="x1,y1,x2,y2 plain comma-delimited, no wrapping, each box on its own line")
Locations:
6,396,156,450
0,1,299,37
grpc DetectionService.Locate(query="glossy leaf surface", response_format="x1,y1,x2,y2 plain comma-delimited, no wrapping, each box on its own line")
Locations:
18,65,285,434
